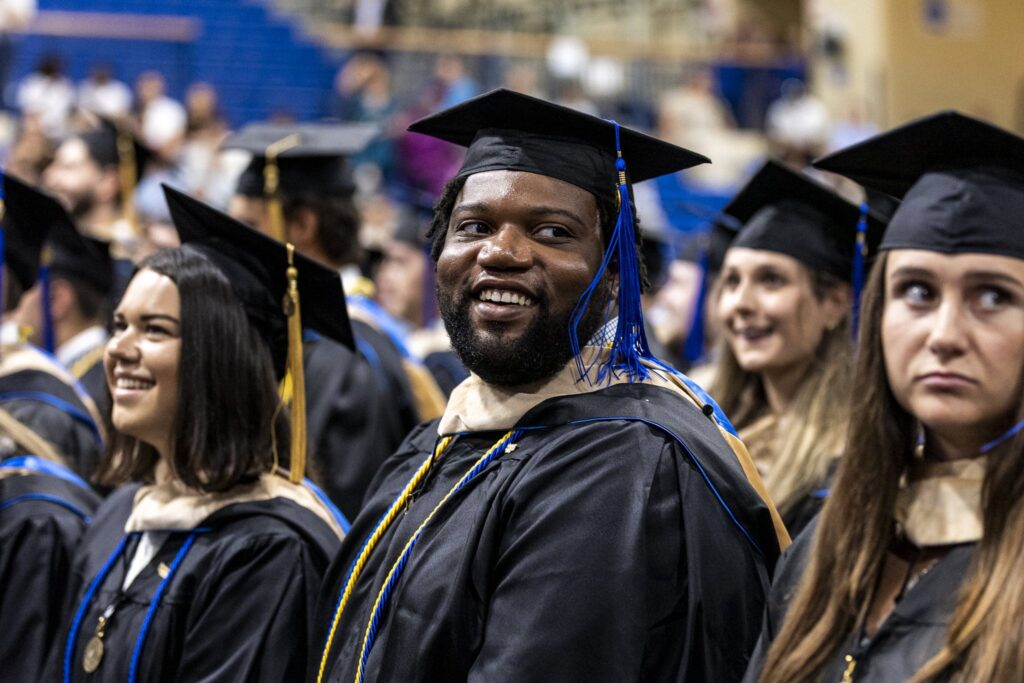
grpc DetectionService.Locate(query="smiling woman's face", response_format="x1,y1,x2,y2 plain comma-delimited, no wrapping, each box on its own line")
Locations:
882,249,1024,446
104,268,182,457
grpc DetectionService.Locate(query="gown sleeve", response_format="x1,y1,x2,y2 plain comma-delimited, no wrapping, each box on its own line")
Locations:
0,507,88,681
174,533,327,682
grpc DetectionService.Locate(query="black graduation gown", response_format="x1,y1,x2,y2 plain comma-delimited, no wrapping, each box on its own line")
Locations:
313,383,782,683
48,485,342,682
0,462,100,681
0,355,104,479
304,333,409,521
742,518,973,683
75,355,111,421
351,319,421,434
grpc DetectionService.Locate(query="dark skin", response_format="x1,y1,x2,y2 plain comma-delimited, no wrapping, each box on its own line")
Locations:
436,170,610,388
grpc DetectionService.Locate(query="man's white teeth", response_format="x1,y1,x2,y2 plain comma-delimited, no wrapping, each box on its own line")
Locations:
116,377,154,390
479,289,534,306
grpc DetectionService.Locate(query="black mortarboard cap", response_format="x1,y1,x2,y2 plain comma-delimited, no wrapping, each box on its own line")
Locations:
1,173,62,294
407,88,709,199
79,117,152,183
162,185,356,371
48,219,113,296
225,122,379,197
720,160,886,281
813,110,1024,259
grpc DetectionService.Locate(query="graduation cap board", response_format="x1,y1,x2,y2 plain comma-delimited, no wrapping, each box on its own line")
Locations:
813,110,1024,260
227,120,380,197
1,173,63,297
49,219,113,297
163,185,356,483
408,88,709,384
720,160,887,282
225,122,380,240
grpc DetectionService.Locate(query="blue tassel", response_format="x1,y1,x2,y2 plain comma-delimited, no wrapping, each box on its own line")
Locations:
0,171,6,333
682,245,709,365
40,255,55,353
569,122,669,384
851,202,868,340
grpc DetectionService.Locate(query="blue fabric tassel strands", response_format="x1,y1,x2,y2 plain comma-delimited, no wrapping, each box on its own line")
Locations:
569,122,669,385
851,202,869,340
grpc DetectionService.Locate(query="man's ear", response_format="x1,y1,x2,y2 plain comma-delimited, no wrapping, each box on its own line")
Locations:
50,279,76,322
286,207,320,252
95,168,121,205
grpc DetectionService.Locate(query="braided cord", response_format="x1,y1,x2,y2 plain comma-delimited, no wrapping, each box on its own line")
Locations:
316,435,454,683
354,429,520,683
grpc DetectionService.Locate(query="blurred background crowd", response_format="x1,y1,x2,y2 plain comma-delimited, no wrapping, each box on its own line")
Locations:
0,0,1021,371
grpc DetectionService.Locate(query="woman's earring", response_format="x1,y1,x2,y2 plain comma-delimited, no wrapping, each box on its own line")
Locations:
914,424,925,459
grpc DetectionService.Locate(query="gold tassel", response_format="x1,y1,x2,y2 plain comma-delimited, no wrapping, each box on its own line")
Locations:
116,128,140,235
283,243,306,484
263,134,301,243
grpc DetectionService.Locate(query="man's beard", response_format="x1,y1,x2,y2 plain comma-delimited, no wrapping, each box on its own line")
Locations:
438,278,613,387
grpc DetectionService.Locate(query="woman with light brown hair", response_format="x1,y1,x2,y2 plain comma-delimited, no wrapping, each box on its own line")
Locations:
709,160,884,535
745,112,1024,682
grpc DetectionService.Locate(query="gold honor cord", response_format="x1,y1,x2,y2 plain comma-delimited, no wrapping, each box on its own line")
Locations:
316,434,455,683
352,430,517,683
116,129,139,235
263,134,301,243
283,243,306,484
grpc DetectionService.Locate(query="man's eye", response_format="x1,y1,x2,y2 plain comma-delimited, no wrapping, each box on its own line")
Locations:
536,226,572,239
454,221,489,235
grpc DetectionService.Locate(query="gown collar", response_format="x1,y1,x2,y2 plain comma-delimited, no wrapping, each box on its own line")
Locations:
125,461,345,538
438,346,696,435
894,457,985,546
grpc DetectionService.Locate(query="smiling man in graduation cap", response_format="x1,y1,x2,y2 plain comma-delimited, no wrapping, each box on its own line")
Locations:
312,89,787,683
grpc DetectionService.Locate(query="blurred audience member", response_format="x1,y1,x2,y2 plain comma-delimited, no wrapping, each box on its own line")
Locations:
4,113,52,182
0,0,35,110
765,78,829,166
375,210,429,330
135,70,186,160
435,54,477,109
16,54,74,139
77,64,132,119
658,67,734,148
335,52,397,182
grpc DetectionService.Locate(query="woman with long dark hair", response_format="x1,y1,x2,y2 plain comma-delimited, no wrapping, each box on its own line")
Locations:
746,112,1024,682
709,160,884,535
47,187,352,682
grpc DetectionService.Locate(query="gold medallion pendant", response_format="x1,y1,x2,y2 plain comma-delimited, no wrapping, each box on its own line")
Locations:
83,635,104,673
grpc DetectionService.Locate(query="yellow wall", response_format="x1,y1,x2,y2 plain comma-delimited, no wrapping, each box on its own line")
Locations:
884,0,1024,131
813,0,1024,132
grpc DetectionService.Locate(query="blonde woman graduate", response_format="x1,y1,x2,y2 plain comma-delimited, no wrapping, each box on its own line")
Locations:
709,160,886,535
46,188,352,682
746,112,1024,682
